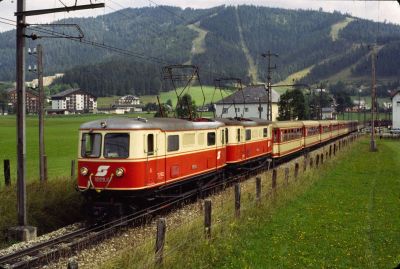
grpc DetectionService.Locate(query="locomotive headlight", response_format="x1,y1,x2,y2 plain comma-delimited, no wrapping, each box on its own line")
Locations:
115,167,125,177
80,167,89,176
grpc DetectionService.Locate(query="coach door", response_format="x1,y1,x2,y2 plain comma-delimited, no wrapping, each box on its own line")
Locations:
145,133,157,185
237,128,245,160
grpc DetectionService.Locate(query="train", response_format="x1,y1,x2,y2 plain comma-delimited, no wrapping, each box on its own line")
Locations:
76,117,358,217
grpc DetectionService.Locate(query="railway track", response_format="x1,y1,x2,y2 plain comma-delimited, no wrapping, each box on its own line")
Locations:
0,134,356,269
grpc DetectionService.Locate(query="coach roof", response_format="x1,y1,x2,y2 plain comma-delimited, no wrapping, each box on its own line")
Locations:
80,117,225,131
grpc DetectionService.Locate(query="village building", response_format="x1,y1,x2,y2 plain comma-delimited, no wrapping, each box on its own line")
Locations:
117,95,140,105
321,107,337,120
214,85,280,121
49,88,97,114
7,88,40,114
391,90,400,129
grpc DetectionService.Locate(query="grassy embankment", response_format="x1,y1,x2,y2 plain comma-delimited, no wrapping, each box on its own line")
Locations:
103,137,400,269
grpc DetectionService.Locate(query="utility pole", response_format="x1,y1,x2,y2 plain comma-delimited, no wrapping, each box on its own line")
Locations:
261,51,278,121
37,44,46,182
16,0,27,228
370,46,377,151
11,0,104,242
319,84,323,120
358,89,362,122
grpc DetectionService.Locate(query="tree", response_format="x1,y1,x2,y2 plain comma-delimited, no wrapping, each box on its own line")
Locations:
166,99,173,107
176,94,198,119
333,90,352,113
277,89,306,120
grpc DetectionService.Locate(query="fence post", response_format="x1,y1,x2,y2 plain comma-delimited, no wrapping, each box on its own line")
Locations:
284,167,289,186
309,157,313,168
272,169,277,190
303,156,307,172
67,258,78,269
255,176,261,204
294,163,299,180
321,154,324,165
329,145,332,157
204,199,211,239
71,160,76,180
316,155,320,167
4,160,10,186
43,155,48,181
234,183,241,218
155,218,166,266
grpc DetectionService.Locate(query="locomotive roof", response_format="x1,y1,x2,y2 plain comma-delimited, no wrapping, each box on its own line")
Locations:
80,117,225,131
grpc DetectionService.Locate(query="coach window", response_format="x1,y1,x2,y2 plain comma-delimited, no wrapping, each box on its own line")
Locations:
168,135,179,152
147,134,154,156
81,133,101,158
221,130,225,145
246,129,251,141
207,132,216,146
104,133,129,158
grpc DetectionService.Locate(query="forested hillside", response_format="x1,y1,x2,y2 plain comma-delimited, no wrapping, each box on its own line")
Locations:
0,5,400,97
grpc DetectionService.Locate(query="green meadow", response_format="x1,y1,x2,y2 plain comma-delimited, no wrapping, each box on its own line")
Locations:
0,113,155,185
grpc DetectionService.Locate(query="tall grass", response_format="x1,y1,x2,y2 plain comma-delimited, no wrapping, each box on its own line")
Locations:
0,177,83,247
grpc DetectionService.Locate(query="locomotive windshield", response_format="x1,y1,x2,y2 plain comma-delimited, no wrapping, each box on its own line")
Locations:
104,133,129,158
81,133,102,158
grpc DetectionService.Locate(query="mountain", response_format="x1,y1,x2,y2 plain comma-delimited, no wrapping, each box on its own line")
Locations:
0,5,400,97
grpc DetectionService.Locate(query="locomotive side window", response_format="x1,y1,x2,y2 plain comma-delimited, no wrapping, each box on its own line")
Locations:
237,129,241,142
147,134,154,156
168,135,179,152
221,130,225,145
183,133,195,147
81,133,101,158
263,128,268,138
246,129,251,141
198,133,204,145
207,132,216,146
225,128,228,144
104,133,129,158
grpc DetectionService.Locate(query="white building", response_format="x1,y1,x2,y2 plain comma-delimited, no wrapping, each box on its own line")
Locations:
392,91,400,129
117,95,140,105
215,85,280,121
50,88,97,114
322,107,337,120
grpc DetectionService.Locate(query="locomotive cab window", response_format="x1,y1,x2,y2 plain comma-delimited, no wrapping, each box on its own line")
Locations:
104,133,129,158
81,133,101,158
207,132,216,146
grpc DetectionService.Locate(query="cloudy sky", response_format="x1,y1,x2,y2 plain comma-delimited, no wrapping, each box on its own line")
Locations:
0,0,399,32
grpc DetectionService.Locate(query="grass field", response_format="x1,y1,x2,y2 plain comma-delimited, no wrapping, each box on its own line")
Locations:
0,113,154,184
97,86,233,108
104,137,400,268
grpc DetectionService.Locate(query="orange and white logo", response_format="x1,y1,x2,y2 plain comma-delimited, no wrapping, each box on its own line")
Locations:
95,165,110,177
